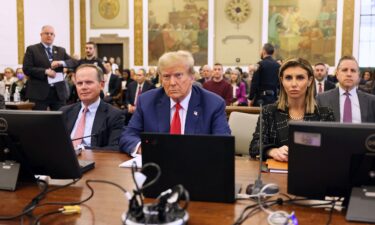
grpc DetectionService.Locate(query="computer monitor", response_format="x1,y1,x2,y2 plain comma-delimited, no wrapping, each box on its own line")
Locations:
288,121,375,200
0,110,83,190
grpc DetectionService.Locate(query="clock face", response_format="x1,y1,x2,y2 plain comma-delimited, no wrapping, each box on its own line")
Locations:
225,0,251,24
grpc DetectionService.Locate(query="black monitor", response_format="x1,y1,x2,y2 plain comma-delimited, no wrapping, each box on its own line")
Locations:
288,121,375,200
0,110,82,190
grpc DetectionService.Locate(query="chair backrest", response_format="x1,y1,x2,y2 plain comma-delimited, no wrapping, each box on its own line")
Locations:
228,112,259,155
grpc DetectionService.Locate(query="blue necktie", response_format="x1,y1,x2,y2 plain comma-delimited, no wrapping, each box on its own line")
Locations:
46,47,53,61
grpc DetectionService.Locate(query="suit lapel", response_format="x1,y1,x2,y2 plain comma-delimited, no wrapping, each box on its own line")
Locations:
38,43,51,65
185,88,200,134
91,101,107,146
358,91,368,122
68,104,82,132
332,88,340,121
157,93,170,133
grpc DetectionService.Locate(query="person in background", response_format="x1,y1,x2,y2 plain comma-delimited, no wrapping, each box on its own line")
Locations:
250,58,335,162
11,68,28,101
203,63,233,106
76,42,105,73
317,56,375,123
230,69,247,106
102,61,121,103
23,25,76,110
197,65,211,84
313,62,336,96
119,51,230,155
3,67,18,87
0,94,4,109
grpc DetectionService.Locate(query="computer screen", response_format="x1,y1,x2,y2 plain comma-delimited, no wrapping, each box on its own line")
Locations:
0,110,82,180
288,121,375,199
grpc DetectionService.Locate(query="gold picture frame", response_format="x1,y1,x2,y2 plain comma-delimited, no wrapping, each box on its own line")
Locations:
90,0,129,29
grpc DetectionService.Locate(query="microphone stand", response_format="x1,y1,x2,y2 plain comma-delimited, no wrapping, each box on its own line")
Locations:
246,100,278,195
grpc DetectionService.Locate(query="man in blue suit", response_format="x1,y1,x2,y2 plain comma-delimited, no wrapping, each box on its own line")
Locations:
119,51,231,155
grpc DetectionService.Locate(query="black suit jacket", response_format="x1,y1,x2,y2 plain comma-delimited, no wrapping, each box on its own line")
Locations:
249,56,280,105
125,81,155,106
23,43,76,101
0,94,4,109
249,103,335,160
107,73,121,97
60,100,125,150
314,80,336,96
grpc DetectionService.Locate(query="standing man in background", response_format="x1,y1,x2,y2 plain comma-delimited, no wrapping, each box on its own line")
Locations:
77,41,106,73
102,61,121,103
313,62,336,96
23,25,76,110
249,43,280,106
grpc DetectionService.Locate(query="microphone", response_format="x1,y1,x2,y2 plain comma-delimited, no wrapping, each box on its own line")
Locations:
71,133,98,141
246,100,279,195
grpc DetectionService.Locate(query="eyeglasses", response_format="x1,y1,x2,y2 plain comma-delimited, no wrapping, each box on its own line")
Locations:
161,72,185,81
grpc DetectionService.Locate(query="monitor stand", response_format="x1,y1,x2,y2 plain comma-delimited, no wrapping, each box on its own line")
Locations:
346,186,375,223
0,161,20,191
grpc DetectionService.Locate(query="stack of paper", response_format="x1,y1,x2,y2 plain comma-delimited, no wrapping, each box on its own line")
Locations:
266,159,288,173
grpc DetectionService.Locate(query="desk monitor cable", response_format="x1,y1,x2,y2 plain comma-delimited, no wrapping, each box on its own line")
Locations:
123,162,190,225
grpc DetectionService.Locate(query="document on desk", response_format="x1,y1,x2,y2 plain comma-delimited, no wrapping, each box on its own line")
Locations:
266,159,288,173
48,72,64,84
119,154,142,168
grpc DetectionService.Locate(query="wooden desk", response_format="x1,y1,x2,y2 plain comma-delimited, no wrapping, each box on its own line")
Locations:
5,102,35,110
0,151,369,225
226,106,260,118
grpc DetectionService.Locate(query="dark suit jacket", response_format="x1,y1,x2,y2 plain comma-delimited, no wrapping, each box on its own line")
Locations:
314,80,336,96
316,87,375,123
249,56,280,106
23,43,76,101
60,100,125,150
0,94,4,109
119,86,231,154
106,73,121,97
249,103,335,160
125,80,155,106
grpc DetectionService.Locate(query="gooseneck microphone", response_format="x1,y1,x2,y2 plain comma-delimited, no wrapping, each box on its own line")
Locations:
246,100,279,195
71,133,98,142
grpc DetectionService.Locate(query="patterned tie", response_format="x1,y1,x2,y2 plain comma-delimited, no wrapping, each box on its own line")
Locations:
318,82,323,93
343,92,352,123
170,103,181,134
46,47,53,61
72,107,88,148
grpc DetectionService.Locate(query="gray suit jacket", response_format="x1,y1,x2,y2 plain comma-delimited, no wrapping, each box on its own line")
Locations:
316,87,375,122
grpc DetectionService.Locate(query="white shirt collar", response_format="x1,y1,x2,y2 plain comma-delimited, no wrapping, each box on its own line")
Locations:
170,88,192,110
338,86,357,97
81,97,101,113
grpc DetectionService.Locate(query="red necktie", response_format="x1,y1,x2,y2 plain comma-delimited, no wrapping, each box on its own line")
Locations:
318,82,323,93
72,107,88,148
170,103,181,134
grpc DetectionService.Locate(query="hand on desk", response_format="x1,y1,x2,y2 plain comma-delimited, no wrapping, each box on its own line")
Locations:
268,145,288,162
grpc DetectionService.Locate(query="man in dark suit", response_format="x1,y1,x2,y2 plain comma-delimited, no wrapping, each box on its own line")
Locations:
60,64,124,150
119,51,231,155
23,25,76,110
249,43,280,106
313,62,336,96
102,61,121,102
317,56,375,123
124,68,154,125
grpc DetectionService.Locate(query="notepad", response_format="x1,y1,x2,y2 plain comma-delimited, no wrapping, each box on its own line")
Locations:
266,159,288,173
119,154,142,168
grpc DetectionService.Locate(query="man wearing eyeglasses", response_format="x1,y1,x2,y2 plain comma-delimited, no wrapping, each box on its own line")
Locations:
119,51,231,155
23,25,76,110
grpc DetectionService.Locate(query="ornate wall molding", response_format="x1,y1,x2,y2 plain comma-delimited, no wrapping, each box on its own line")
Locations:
342,0,354,56
17,0,25,64
80,0,87,57
134,0,143,65
90,34,130,69
69,0,74,55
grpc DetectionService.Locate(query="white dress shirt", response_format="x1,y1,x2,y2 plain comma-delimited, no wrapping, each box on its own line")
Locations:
339,87,361,123
70,97,101,147
315,79,325,93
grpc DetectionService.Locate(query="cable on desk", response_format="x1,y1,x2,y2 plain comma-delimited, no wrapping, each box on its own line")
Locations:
0,179,49,220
